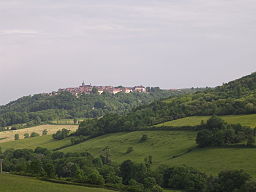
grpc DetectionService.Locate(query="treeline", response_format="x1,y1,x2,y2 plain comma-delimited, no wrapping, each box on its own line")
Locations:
1,148,256,192
0,89,194,129
196,116,255,147
77,73,256,137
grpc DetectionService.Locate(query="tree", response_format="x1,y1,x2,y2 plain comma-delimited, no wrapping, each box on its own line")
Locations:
92,87,99,94
206,115,226,130
30,132,40,137
24,133,30,138
52,129,70,140
247,135,255,146
196,130,212,147
126,147,134,154
120,160,135,185
217,170,250,192
14,134,19,140
140,134,148,142
42,129,48,135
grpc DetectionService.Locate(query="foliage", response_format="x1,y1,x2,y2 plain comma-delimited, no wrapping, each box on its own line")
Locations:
42,129,48,135
52,129,70,140
30,132,40,137
76,73,256,137
0,89,191,129
14,134,19,140
196,116,254,147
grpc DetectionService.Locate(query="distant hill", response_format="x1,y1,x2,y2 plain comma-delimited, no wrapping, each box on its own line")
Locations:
76,72,256,136
0,88,197,129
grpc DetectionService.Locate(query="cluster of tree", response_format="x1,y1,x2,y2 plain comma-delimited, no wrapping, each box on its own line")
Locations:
196,116,255,147
77,73,256,137
52,128,70,140
0,89,193,129
14,131,42,140
1,147,256,192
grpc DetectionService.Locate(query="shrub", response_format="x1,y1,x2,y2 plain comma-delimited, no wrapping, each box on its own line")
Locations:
24,133,30,138
140,134,148,143
53,128,70,140
14,134,19,140
126,147,134,154
42,129,48,135
30,132,40,137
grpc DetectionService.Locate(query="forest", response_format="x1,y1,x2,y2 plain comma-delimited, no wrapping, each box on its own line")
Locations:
0,88,196,130
76,73,256,137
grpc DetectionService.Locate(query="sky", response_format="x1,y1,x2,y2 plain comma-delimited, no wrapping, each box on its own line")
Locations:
0,0,256,105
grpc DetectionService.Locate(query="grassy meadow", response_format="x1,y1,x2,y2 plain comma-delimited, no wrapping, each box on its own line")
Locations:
0,135,73,151
0,124,78,143
155,114,256,128
0,174,114,192
60,131,197,165
60,130,256,177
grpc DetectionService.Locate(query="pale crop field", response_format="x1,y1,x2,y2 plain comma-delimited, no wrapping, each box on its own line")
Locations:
0,124,78,143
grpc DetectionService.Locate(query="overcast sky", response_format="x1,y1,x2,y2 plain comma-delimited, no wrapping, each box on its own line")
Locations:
0,0,256,105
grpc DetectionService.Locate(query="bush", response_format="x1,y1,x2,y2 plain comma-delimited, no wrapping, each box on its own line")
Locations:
126,147,134,154
53,128,70,140
42,129,48,135
14,134,19,140
30,132,40,137
140,134,148,142
24,133,30,138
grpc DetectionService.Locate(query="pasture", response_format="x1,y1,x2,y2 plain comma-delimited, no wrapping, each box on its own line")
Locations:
0,135,73,151
0,124,78,143
155,114,256,128
0,174,114,192
60,130,256,177
61,131,197,165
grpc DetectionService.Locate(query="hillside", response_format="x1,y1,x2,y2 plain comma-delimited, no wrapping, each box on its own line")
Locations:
75,72,256,137
0,89,196,130
155,114,256,128
0,174,114,192
60,130,256,177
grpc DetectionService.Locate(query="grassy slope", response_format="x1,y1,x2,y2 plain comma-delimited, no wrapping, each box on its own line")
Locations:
155,114,256,128
0,124,78,143
60,130,256,177
0,174,113,192
61,131,197,166
0,135,72,151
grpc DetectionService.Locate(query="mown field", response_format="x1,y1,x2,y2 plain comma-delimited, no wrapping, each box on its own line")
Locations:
0,124,78,143
155,114,256,128
0,135,73,151
0,174,114,192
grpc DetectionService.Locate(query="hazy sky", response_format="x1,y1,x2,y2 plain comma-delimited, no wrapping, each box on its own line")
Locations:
0,0,256,105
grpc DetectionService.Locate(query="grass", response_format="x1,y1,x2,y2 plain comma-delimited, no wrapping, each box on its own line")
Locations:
0,135,73,151
155,114,256,128
49,118,89,125
61,131,197,166
169,147,256,177
0,174,114,192
60,130,256,177
0,124,78,143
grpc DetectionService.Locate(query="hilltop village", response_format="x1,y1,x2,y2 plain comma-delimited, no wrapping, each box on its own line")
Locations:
55,82,148,96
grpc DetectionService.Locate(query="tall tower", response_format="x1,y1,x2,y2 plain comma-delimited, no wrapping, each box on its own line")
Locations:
82,81,85,86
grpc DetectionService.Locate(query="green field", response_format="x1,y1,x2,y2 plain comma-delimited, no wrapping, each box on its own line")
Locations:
0,174,114,192
0,135,72,151
60,131,197,165
49,118,89,125
59,130,256,177
155,114,256,128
